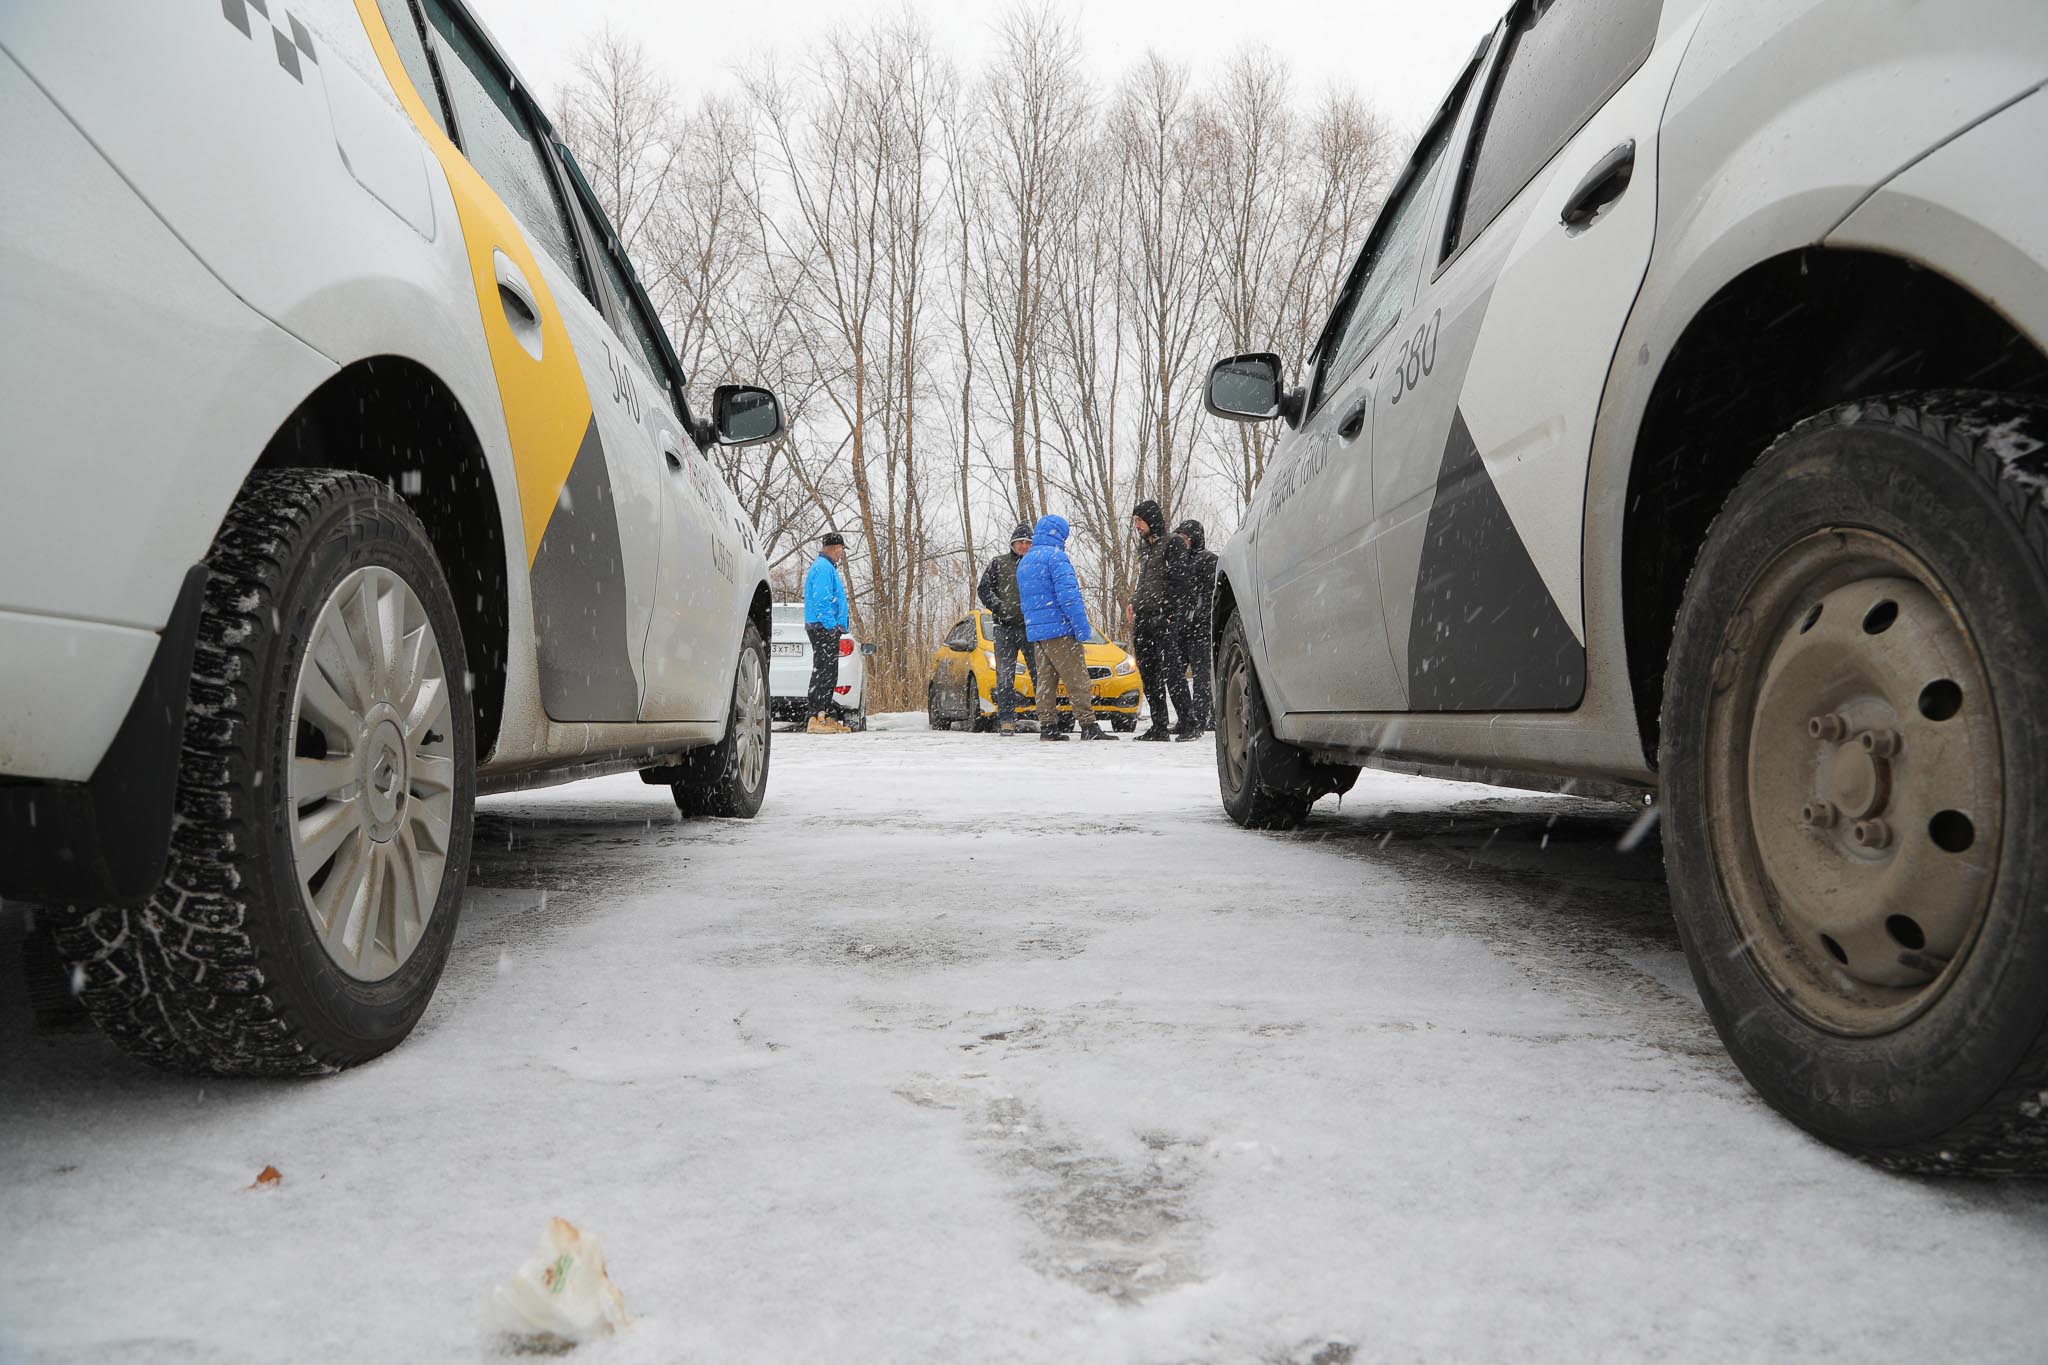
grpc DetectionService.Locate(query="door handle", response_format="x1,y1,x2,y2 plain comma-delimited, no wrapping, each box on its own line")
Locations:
1337,398,1369,443
491,248,544,360
1560,139,1636,230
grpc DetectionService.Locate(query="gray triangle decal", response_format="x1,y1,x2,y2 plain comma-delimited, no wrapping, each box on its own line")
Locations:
1406,408,1585,711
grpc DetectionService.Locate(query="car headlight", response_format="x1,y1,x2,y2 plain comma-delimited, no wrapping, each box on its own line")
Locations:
1113,658,1136,676
984,651,996,667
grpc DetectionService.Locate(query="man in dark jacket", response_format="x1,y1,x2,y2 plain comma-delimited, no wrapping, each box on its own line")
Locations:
976,522,1038,735
1124,499,1194,741
1016,514,1114,742
1170,519,1219,731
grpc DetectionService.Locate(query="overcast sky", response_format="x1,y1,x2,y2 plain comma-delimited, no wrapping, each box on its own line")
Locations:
465,0,1506,133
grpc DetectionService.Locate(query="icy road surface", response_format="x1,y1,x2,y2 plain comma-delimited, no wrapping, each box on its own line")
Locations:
5,714,2048,1363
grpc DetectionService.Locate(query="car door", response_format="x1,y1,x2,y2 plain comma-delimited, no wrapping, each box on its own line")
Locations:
403,0,663,721
549,148,740,724
1252,105,1463,715
1370,0,1686,712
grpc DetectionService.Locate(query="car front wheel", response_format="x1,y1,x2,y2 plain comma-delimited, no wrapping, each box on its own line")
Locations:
54,471,475,1075
1215,608,1357,830
1663,393,2048,1172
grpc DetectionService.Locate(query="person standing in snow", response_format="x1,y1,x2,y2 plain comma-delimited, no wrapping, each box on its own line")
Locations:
1016,514,1114,743
1124,499,1195,741
977,522,1039,736
1171,519,1219,732
803,532,852,734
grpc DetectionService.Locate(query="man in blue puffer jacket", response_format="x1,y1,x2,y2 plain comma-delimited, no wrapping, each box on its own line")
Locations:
1016,514,1114,742
803,532,851,733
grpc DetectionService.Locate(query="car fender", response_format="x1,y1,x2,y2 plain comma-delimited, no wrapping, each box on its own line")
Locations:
1826,86,2048,355
1574,0,2048,778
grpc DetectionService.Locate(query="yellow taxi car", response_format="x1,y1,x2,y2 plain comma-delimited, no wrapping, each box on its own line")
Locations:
927,609,1142,731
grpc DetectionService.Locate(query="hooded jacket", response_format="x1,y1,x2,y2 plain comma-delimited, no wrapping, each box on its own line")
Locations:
1016,515,1095,643
1130,500,1184,617
1171,519,1219,630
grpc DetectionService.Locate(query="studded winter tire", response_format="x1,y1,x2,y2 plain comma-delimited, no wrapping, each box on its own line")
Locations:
53,470,475,1075
1663,393,2048,1172
666,622,771,819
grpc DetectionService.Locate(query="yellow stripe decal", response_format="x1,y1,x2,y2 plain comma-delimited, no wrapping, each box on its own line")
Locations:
352,0,591,565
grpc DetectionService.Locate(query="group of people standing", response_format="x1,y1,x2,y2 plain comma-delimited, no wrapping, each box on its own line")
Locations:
975,499,1219,743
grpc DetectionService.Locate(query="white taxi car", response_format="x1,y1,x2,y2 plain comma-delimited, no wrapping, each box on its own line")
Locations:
1205,0,2048,1170
768,602,873,730
0,0,780,1074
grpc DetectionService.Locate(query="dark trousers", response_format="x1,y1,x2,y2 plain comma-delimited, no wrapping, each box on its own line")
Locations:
806,624,842,715
988,617,1037,724
1133,612,1192,732
1176,618,1212,729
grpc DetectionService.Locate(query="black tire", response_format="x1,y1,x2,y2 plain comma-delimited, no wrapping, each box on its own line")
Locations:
670,622,772,818
927,685,951,730
843,704,868,733
1215,608,1357,830
52,471,475,1075
1663,392,2048,1172
1111,715,1138,733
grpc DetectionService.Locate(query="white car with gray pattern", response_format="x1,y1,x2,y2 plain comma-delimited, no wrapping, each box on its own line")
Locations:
1205,0,2048,1171
1,0,780,1074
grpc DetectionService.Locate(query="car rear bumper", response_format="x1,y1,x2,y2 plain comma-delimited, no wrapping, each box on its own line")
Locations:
0,565,208,905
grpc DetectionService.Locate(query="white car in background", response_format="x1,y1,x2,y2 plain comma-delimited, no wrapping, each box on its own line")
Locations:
769,602,873,730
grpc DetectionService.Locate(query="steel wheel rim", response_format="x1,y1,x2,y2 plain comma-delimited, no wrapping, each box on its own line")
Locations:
734,644,767,791
1220,644,1252,796
1704,528,2002,1036
289,566,456,983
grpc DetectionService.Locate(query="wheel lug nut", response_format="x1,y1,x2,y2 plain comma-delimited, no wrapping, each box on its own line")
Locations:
1859,729,1901,757
1851,818,1893,849
1808,713,1848,741
1801,801,1838,828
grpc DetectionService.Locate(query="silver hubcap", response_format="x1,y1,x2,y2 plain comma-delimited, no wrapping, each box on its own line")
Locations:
1707,530,2001,1035
734,645,767,791
290,567,456,982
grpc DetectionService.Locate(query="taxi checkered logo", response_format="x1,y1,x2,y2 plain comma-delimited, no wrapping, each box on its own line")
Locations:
220,0,319,83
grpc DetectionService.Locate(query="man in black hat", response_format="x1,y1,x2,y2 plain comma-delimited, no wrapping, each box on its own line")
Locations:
803,531,851,734
1125,498,1195,741
977,522,1039,735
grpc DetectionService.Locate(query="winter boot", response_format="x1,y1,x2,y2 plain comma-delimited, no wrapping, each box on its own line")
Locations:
999,722,1017,736
1039,729,1071,742
1079,723,1115,741
1134,726,1172,742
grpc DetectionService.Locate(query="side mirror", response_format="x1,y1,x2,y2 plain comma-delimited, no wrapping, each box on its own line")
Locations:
711,384,784,447
860,642,876,657
1205,352,1304,429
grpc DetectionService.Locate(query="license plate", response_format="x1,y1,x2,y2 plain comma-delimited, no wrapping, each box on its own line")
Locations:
771,643,804,657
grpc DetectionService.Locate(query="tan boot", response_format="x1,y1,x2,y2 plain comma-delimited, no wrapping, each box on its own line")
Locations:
813,714,851,734
805,715,833,734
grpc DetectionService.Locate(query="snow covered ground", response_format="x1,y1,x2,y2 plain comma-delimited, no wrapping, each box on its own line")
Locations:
4,716,2047,1363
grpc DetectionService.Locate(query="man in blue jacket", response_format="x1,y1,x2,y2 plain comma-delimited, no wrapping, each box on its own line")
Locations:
803,532,852,734
1015,514,1114,742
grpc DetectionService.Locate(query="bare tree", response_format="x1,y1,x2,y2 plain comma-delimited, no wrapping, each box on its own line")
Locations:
1113,54,1213,528
976,5,1089,523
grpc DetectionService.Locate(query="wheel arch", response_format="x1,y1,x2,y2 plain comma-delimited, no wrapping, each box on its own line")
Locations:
747,579,773,652
256,356,513,759
1619,247,2048,765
